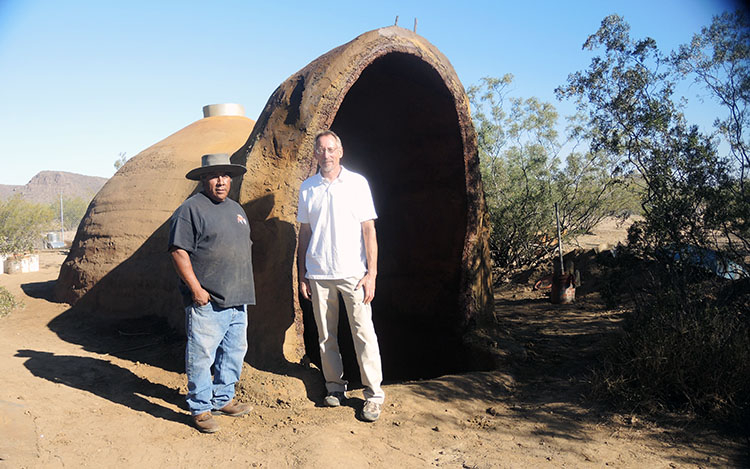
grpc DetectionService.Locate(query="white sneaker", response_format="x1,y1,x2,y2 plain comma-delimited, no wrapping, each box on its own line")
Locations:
362,400,381,422
324,391,346,407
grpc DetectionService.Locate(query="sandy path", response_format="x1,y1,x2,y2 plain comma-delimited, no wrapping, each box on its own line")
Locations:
0,248,745,468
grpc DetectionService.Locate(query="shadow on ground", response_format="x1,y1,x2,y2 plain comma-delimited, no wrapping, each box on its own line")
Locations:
21,280,59,302
24,262,749,466
407,289,749,467
47,305,186,372
15,349,186,425
406,293,619,443
37,278,325,407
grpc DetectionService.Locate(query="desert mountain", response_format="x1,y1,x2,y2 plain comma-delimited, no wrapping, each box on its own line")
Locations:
0,171,107,204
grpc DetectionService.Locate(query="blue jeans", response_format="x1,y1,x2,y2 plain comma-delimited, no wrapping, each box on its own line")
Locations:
185,302,248,415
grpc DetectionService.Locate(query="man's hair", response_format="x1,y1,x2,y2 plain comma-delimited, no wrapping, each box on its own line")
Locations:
314,130,343,151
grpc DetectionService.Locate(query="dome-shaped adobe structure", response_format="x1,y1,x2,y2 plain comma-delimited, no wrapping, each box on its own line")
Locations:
55,109,255,322
236,26,493,380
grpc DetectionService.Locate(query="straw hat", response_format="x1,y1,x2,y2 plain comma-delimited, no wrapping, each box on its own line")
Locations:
185,153,247,181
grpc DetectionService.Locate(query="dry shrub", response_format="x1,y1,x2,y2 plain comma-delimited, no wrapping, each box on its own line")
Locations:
0,286,23,318
593,256,750,433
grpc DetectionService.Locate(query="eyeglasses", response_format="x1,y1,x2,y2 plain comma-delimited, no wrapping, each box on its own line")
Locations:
314,146,339,155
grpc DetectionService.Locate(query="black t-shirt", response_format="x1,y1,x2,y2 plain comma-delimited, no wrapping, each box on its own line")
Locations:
168,191,256,307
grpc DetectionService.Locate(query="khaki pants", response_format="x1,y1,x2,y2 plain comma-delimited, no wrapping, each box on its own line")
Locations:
309,277,385,403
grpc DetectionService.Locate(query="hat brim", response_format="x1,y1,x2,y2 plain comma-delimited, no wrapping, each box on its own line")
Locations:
185,164,247,181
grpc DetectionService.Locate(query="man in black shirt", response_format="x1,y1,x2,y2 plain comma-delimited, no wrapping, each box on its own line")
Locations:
169,153,256,433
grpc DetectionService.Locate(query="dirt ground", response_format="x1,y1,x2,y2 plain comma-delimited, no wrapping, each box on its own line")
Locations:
1,218,747,468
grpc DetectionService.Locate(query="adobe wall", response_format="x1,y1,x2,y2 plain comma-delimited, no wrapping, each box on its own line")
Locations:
55,114,255,328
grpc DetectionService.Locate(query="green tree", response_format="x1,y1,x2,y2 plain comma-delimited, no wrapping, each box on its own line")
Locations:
51,196,91,231
555,113,643,234
558,13,750,426
557,13,747,273
671,10,750,268
468,75,627,274
0,195,55,254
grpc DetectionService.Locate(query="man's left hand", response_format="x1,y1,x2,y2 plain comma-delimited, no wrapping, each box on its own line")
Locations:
356,272,376,304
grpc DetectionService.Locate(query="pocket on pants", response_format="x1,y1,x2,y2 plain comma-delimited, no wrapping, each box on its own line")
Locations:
348,277,366,305
192,301,213,316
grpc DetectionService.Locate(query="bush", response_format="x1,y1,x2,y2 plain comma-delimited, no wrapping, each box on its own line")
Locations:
593,260,750,430
50,196,91,231
559,12,750,430
0,195,55,254
0,286,23,318
468,75,629,276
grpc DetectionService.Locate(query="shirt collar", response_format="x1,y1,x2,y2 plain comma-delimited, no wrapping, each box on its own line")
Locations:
316,166,349,184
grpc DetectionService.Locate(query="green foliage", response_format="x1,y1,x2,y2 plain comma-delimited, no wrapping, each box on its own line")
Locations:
672,11,749,170
556,147,642,234
561,13,750,427
556,14,680,176
0,286,23,318
0,195,55,254
671,9,750,272
468,75,629,274
557,13,748,273
469,76,556,270
51,196,91,231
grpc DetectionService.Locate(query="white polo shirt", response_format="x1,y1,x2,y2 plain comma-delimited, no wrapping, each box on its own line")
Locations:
297,166,377,279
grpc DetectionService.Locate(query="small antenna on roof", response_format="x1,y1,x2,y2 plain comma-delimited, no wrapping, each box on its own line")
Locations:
394,15,398,26
413,18,418,33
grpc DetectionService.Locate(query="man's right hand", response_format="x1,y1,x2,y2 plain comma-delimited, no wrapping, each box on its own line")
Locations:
170,248,211,307
192,287,211,306
299,279,312,301
297,223,313,301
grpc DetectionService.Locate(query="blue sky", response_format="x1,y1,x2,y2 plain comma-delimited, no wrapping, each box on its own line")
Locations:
0,0,741,185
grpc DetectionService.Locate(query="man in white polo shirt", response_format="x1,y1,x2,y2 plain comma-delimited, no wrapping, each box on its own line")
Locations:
297,130,385,422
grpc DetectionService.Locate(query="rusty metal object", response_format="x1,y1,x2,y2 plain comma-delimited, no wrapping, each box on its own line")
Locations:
551,274,576,304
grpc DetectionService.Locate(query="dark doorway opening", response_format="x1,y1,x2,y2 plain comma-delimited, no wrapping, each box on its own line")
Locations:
303,53,484,383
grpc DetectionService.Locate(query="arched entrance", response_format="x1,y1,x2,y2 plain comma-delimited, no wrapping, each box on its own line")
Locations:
237,26,493,381
328,53,468,379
